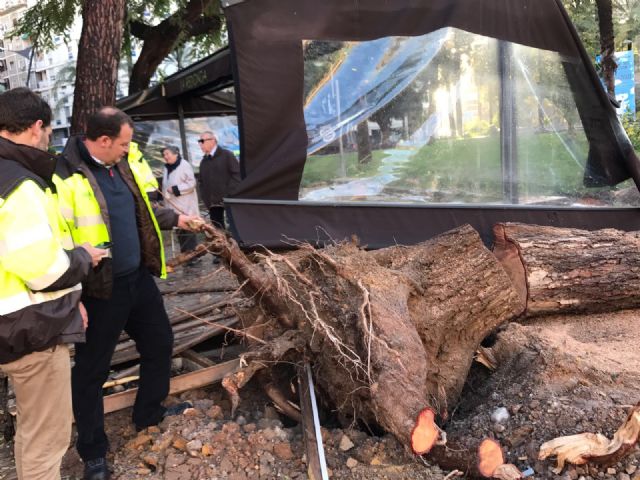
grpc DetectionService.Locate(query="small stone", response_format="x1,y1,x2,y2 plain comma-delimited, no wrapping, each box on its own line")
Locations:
206,405,224,420
493,423,506,433
370,456,383,466
172,437,188,451
273,442,294,461
243,423,257,433
529,400,540,409
201,444,214,456
136,468,152,475
339,434,355,451
186,439,203,451
626,466,637,475
236,415,247,426
147,426,161,434
618,473,631,480
608,468,617,475
143,453,159,468
346,457,358,469
125,434,153,450
491,407,510,424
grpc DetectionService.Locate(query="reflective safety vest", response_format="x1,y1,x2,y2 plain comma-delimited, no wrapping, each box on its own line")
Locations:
54,156,167,279
0,178,80,317
128,141,159,194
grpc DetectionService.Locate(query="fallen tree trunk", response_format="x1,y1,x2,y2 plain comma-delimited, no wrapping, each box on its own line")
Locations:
200,223,524,452
493,223,640,316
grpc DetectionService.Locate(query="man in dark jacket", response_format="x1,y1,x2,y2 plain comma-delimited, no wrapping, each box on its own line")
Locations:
55,107,201,480
0,87,103,480
197,131,240,229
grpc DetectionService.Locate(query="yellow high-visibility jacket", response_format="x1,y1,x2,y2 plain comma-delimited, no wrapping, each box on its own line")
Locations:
54,136,178,299
0,138,91,363
128,141,159,194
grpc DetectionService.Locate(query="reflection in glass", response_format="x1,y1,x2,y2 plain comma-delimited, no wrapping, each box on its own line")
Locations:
300,28,639,207
131,116,239,174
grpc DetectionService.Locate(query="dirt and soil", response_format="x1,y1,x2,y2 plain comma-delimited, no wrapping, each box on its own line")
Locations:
1,261,639,480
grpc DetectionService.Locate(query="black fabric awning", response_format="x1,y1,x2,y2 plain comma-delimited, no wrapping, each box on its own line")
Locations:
116,47,235,121
219,0,640,249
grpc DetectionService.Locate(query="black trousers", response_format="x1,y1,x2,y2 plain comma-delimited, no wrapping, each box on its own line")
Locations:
176,228,197,253
208,206,225,229
72,267,173,461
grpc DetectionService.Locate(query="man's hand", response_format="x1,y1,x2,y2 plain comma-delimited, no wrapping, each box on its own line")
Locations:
79,301,88,330
178,215,205,232
80,242,108,267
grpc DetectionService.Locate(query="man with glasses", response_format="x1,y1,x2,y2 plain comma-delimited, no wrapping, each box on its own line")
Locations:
197,131,240,235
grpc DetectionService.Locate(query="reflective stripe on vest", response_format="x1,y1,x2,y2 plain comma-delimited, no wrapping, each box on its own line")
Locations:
128,142,159,194
0,180,81,315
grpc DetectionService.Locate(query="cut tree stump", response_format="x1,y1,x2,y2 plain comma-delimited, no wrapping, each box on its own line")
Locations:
493,223,640,316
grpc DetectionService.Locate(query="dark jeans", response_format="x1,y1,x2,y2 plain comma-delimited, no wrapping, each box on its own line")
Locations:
72,267,173,461
176,228,197,253
208,206,225,229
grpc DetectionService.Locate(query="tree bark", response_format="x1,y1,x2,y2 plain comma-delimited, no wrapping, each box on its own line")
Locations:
493,223,640,317
596,0,617,95
356,120,372,164
71,0,126,133
128,0,222,94
202,223,523,451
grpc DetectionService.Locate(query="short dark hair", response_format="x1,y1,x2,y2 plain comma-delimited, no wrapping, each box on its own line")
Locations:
0,87,52,134
86,107,134,141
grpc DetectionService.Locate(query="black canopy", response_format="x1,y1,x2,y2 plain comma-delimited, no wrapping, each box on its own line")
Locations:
221,0,640,248
116,46,235,121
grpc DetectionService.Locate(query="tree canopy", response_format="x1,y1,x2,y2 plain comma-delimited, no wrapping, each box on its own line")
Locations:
13,0,225,95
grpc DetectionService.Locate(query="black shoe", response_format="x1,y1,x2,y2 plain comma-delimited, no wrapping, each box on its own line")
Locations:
84,457,110,480
163,401,193,418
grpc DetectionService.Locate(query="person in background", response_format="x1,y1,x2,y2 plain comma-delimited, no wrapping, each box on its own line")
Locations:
0,87,104,480
54,107,202,480
197,130,240,230
128,140,159,202
161,145,199,260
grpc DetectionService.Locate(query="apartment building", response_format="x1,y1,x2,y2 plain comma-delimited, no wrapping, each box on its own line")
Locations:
0,0,81,150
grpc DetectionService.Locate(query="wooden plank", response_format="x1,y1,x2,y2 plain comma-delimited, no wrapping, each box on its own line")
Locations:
181,349,216,368
110,316,238,366
103,358,241,415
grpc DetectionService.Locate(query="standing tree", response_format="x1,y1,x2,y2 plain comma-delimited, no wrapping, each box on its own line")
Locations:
71,0,126,132
595,0,617,95
127,0,223,93
13,0,226,129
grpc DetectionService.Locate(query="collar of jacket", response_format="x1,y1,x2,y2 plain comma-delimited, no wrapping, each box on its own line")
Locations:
165,155,182,174
0,136,57,187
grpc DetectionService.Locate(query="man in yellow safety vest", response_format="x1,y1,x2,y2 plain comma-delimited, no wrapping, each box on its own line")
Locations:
0,87,104,480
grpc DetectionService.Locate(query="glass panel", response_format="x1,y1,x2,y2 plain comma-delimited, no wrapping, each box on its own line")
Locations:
513,45,591,206
301,29,501,203
300,28,638,206
132,116,239,173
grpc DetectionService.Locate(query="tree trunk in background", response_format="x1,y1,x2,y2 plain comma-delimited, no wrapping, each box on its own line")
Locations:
71,0,126,134
493,223,640,317
356,121,372,164
595,0,617,95
128,0,221,94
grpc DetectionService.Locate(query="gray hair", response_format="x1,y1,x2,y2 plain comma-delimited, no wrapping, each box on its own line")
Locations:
161,145,181,155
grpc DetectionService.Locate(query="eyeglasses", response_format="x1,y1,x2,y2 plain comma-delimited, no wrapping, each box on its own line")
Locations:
197,138,213,144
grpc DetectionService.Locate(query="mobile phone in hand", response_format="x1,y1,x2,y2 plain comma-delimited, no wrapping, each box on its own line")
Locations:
95,242,113,249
